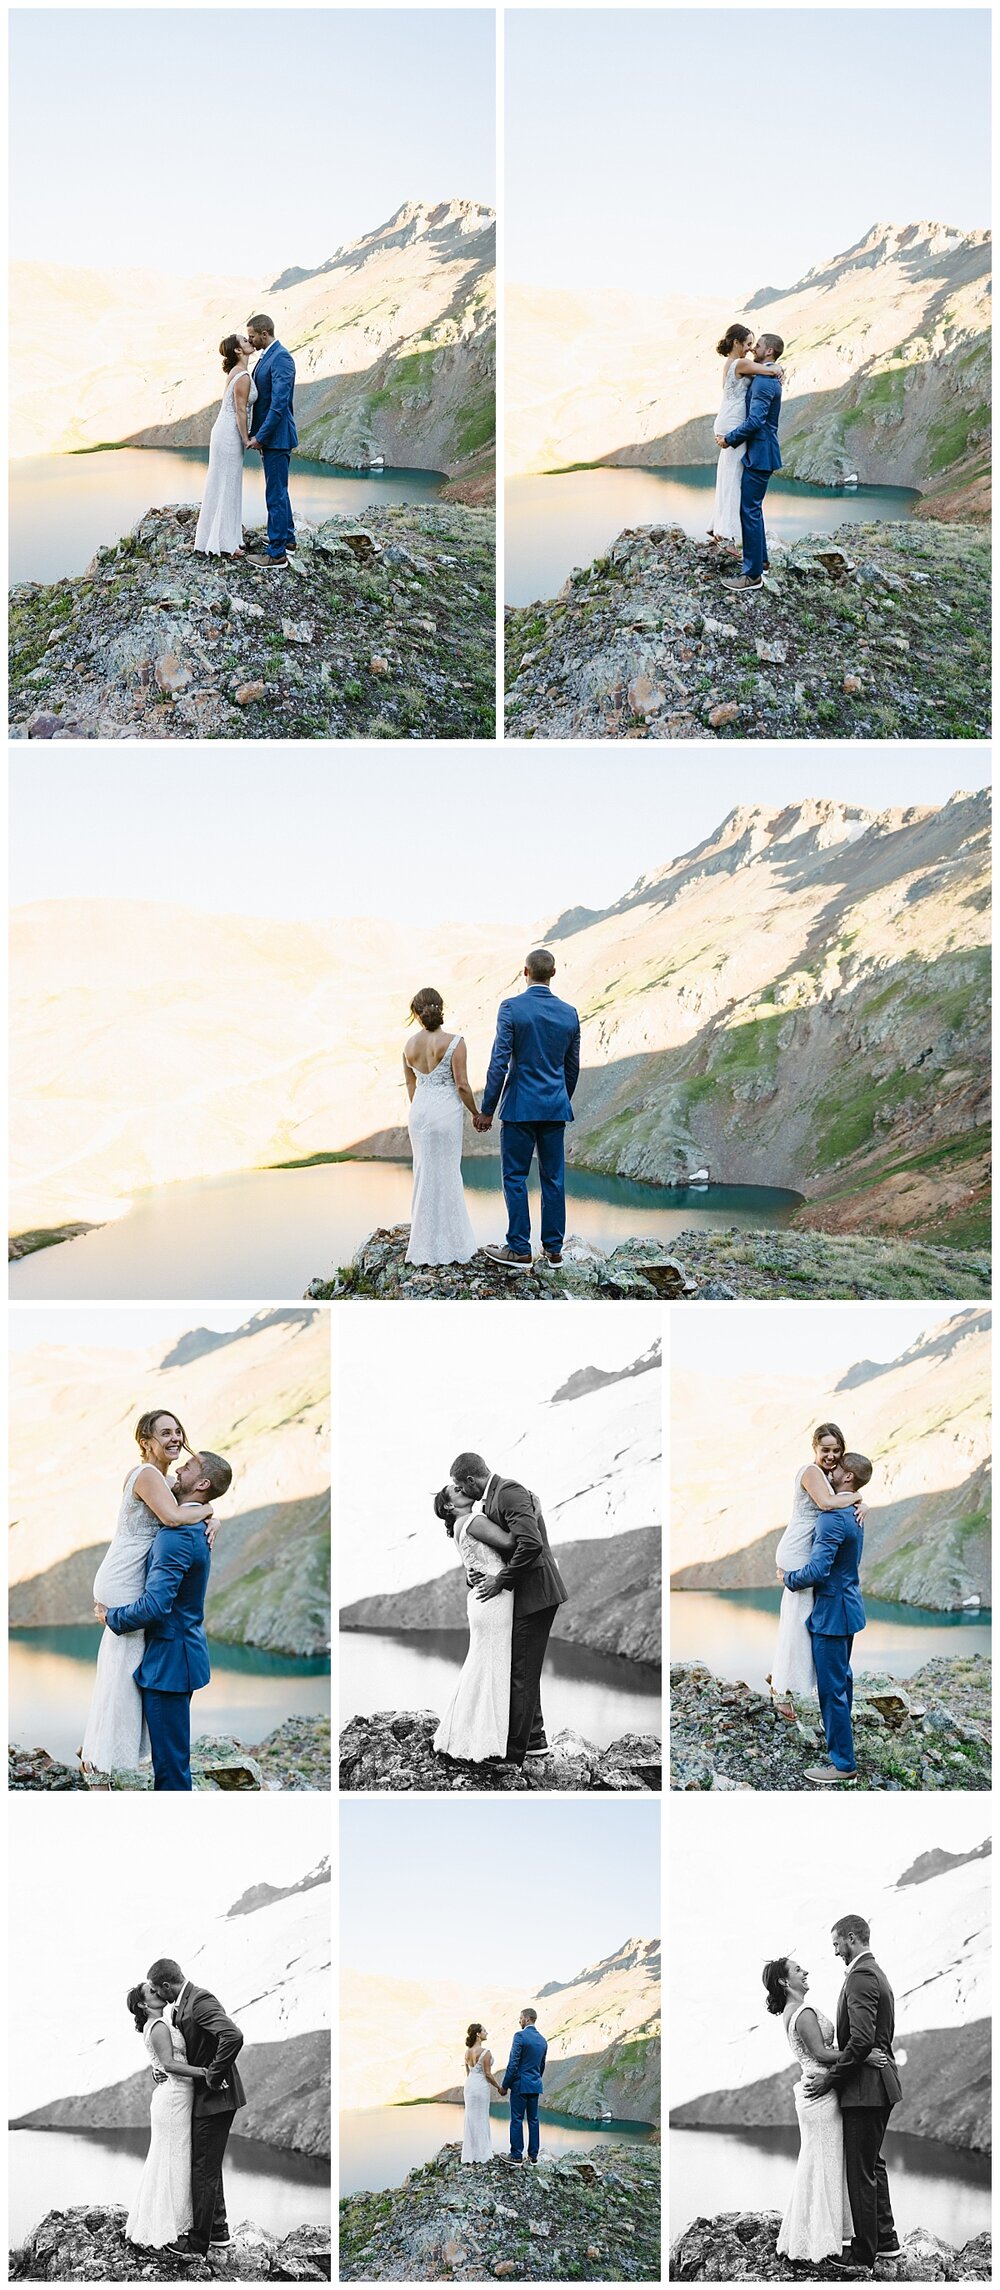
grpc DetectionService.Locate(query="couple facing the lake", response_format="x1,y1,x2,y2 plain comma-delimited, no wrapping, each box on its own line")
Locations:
124,1956,246,2259
431,1456,567,1771
766,1913,901,2273
404,948,580,1272
772,1422,873,1785
709,323,785,591
462,2010,549,2165
82,1409,233,1791
194,315,297,567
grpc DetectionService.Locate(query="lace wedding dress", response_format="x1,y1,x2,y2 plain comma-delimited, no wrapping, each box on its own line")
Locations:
462,2048,496,2163
81,1466,157,1771
773,1468,821,1697
195,367,257,554
776,2002,852,2263
710,361,748,543
434,1512,514,1761
406,1034,478,1266
126,2017,195,2249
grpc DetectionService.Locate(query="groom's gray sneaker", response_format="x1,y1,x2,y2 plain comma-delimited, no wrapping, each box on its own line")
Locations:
250,553,288,570
803,1762,857,1784
486,1244,533,1270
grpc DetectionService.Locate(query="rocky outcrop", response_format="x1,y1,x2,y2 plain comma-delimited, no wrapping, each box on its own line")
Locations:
670,2018,990,2156
9,1716,331,1793
342,1523,661,1666
339,1710,660,1792
340,2141,660,2281
10,2208,331,2282
669,2213,991,2283
669,1658,990,1792
313,1224,989,1304
506,520,990,741
10,501,494,740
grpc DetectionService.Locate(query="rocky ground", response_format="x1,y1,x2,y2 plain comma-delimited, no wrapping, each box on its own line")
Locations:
504,521,989,740
670,1657,991,1792
308,1226,990,1303
10,2208,331,2282
339,1710,661,1792
340,2141,660,2281
669,2213,991,2283
10,502,494,740
9,1714,330,1792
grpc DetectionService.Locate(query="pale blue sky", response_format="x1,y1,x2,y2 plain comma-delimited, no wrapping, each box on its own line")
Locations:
671,1303,976,1385
341,1800,659,1987
7,1304,266,1353
10,10,495,275
507,10,991,296
9,750,987,928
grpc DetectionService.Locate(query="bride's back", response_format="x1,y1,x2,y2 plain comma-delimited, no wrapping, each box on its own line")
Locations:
406,1026,458,1076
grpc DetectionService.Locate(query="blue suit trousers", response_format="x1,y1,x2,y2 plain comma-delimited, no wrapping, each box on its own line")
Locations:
740,463,772,579
500,1121,566,1255
509,2089,540,2159
812,1634,856,1772
143,1686,194,1791
261,449,295,556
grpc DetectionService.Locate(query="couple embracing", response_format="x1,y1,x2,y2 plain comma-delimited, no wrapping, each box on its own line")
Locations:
463,2010,548,2165
767,1913,901,2273
431,1455,567,1770
772,1422,873,1785
194,313,297,567
124,1957,245,2259
710,322,785,591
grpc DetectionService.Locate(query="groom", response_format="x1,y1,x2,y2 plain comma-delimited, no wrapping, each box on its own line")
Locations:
147,1956,247,2259
97,1450,233,1790
246,314,298,568
451,1452,568,1765
779,1452,872,1786
500,2008,548,2163
721,331,784,590
806,1915,901,2272
474,948,581,1271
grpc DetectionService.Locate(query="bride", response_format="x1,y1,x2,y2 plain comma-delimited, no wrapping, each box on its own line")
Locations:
764,1954,889,2265
710,324,785,548
432,1483,516,1762
403,988,483,1267
124,1978,208,2249
81,1410,217,1778
194,334,256,556
462,2021,504,2163
772,1423,865,1698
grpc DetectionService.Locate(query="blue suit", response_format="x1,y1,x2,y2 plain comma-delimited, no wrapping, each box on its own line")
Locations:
105,1527,212,1790
249,340,298,558
482,984,581,1257
502,2024,547,2160
724,374,782,581
784,1506,866,1773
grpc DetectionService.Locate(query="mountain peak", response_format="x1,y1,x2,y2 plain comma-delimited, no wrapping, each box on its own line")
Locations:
268,197,495,292
549,1339,661,1405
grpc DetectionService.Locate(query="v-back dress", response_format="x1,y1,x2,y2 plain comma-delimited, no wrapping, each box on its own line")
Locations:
710,360,749,543
433,1510,514,1762
776,2001,851,2263
195,366,257,554
406,1034,478,1266
462,2047,495,2163
126,2016,195,2249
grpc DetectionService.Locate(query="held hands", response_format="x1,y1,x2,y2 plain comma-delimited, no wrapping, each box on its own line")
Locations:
472,1112,493,1132
94,1602,109,1624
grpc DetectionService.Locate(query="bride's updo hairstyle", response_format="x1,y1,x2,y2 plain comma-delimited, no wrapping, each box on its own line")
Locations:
219,333,243,374
134,1409,190,1462
127,1983,150,2034
410,988,444,1033
812,1421,845,1455
717,323,752,357
762,1958,792,2015
434,1486,458,1538
466,2022,485,2048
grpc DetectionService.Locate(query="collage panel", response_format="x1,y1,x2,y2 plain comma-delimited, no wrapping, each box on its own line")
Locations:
340,1796,661,2281
337,1301,661,1792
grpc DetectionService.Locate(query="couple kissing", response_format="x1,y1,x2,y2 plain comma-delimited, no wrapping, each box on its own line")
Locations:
431,1456,568,1770
124,1957,245,2259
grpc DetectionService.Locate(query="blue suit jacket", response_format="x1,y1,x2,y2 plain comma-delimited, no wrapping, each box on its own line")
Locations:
725,374,783,472
481,985,581,1124
784,1506,866,1639
249,341,298,452
502,2024,547,2096
105,1525,212,1693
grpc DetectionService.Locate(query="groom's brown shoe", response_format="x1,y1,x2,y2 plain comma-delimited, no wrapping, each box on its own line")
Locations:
485,1245,532,1271
804,1762,857,1784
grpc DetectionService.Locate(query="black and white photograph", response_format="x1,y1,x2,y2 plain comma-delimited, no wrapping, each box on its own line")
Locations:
8,1796,331,2281
338,1305,661,1791
669,1797,990,2282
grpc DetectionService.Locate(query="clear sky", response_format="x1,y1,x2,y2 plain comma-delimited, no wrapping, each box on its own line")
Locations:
10,9,495,275
7,1303,257,1353
341,1799,659,1988
9,750,987,929
507,11,991,297
671,1302,971,1386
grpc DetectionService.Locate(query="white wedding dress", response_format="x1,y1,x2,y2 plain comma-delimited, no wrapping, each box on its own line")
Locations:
195,366,257,554
773,1468,821,1698
434,1512,513,1761
462,2048,496,2164
710,360,748,543
81,1466,157,1772
126,2017,195,2249
776,2002,852,2263
406,1034,478,1267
